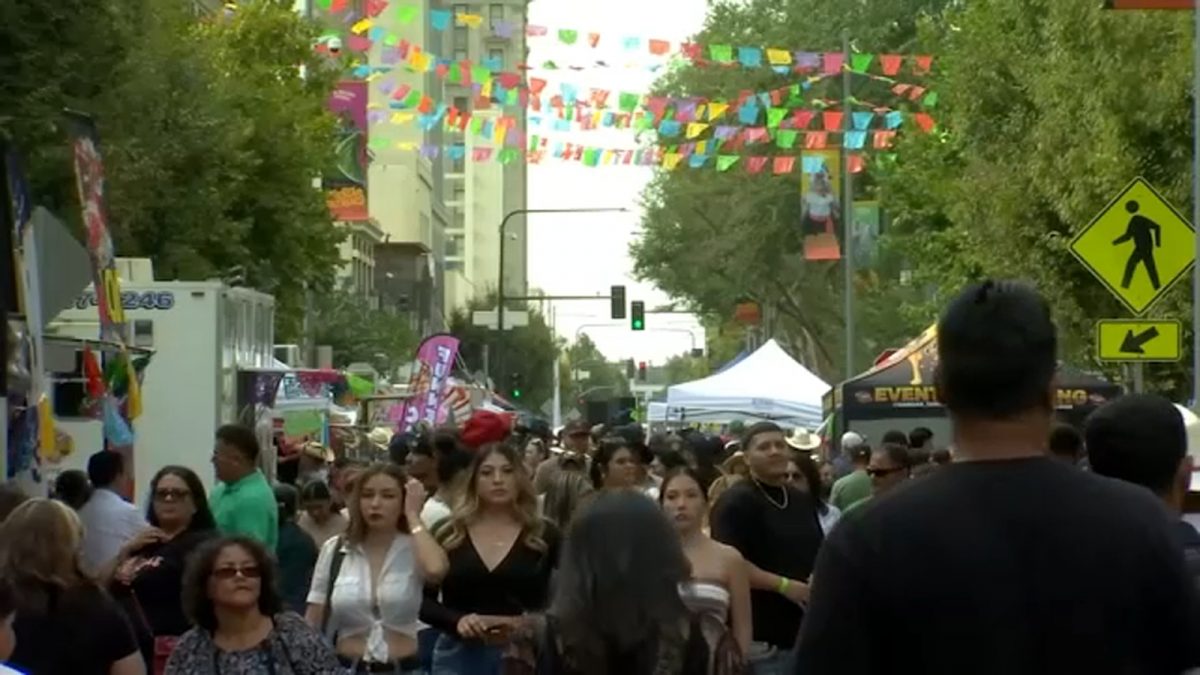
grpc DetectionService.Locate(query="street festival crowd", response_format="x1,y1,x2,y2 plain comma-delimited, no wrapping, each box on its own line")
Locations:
2,280,1200,675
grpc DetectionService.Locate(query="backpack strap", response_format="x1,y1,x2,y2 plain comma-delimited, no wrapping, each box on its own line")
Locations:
320,536,347,637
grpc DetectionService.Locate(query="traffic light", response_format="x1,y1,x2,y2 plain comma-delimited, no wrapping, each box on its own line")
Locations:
637,361,647,382
625,358,635,379
610,285,626,320
508,372,523,399
630,300,645,331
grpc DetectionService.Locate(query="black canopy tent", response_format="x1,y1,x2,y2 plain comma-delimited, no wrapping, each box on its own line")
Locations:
826,325,1122,431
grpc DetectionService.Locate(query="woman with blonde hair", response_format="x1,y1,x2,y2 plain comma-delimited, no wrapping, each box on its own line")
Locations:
423,443,560,674
306,463,448,673
706,452,750,505
0,498,144,675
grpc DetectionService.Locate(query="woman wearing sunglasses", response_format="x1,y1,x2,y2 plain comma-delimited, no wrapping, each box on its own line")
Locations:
108,466,217,675
165,536,339,674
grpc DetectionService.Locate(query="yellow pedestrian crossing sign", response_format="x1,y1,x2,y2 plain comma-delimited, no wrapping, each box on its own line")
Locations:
1095,319,1182,362
1069,177,1195,315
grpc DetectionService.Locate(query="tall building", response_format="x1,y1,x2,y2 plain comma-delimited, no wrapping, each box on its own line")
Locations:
440,0,528,316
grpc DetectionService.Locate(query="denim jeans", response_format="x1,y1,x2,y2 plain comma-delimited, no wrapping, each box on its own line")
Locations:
417,628,440,673
747,642,796,675
430,633,503,675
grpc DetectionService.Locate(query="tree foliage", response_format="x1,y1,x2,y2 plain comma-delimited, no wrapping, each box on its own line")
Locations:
636,0,1195,396
448,295,561,411
878,0,1193,396
1,0,343,339
560,335,630,409
310,292,418,373
632,0,955,381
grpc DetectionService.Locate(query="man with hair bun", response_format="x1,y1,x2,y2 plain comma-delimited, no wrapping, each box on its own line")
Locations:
797,280,1200,675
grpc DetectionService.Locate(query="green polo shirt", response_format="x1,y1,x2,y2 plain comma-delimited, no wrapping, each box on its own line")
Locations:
830,469,872,512
211,469,278,551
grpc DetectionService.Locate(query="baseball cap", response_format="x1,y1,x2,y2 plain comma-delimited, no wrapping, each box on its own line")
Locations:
841,431,865,449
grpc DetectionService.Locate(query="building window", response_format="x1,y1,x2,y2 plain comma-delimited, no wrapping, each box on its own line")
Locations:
453,26,468,49
453,186,465,203
489,3,503,28
446,260,464,272
489,48,504,69
454,48,468,62
445,234,465,257
454,96,470,113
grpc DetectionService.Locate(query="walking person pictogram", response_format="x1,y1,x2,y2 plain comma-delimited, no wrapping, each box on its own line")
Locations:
1113,200,1162,290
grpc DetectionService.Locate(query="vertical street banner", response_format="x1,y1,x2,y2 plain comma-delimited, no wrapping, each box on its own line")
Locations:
800,150,842,260
325,81,370,222
397,333,461,433
65,111,126,343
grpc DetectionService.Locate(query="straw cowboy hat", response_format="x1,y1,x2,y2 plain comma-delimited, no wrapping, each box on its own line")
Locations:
301,441,335,463
786,428,822,451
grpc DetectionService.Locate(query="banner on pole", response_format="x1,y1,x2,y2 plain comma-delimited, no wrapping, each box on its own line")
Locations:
397,333,461,433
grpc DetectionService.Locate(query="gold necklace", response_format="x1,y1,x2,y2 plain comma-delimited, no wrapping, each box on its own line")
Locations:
753,478,789,510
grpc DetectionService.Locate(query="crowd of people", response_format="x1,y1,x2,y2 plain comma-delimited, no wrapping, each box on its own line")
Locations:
2,279,1200,674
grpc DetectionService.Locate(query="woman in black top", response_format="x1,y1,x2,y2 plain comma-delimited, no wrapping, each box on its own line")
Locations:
109,466,217,674
0,498,143,675
423,442,559,675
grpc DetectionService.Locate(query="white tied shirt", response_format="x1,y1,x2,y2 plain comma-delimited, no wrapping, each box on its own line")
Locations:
78,488,146,574
307,533,424,663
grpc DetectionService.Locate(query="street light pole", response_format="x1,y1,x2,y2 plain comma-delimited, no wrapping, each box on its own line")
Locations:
495,207,626,379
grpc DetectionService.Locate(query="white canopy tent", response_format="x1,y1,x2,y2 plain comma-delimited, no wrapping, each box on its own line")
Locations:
665,339,829,428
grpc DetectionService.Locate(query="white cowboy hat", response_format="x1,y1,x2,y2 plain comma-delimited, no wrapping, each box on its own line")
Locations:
786,428,822,451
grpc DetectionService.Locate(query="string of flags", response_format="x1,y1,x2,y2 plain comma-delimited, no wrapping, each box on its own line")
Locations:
316,0,935,79
374,138,876,175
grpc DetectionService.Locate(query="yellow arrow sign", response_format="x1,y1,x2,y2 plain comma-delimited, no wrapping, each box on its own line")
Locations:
1095,319,1182,362
1069,178,1195,315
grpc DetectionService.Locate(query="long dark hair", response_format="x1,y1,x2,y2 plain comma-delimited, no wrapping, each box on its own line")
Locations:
793,453,830,515
181,536,283,632
551,491,692,675
146,465,217,533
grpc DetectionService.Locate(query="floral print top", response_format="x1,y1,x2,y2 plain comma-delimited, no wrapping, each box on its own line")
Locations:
164,612,341,675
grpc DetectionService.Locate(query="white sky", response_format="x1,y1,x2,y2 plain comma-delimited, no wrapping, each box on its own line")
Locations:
525,0,709,366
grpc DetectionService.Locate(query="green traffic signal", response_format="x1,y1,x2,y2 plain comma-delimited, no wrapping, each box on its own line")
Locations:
632,318,644,330
512,389,522,399
631,300,645,331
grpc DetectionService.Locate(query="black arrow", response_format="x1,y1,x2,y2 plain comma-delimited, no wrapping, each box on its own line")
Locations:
1120,326,1160,354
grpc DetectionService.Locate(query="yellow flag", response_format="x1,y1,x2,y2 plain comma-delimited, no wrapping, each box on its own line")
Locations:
707,102,729,120
457,12,484,28
124,350,142,421
686,123,709,139
391,112,416,124
696,140,709,155
351,18,373,35
480,77,493,98
662,153,683,170
767,48,792,65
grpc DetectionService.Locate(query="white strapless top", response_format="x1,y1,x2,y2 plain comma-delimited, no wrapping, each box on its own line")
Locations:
678,580,731,622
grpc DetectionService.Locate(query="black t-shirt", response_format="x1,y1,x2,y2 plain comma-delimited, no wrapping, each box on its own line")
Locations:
111,528,215,639
710,479,824,648
9,583,140,675
422,521,560,634
796,457,1200,675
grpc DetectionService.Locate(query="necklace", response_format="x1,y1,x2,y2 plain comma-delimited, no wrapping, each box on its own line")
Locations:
753,478,789,510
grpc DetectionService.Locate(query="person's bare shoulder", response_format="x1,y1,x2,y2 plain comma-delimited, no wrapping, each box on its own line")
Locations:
710,538,746,566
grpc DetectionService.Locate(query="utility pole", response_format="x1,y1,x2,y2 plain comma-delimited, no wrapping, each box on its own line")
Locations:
840,29,856,380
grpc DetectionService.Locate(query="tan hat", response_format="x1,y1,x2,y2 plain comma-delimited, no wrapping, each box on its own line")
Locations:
301,442,335,463
786,428,822,451
367,427,393,449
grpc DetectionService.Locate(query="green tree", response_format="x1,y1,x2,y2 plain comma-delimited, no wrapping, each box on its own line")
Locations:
877,0,1194,396
448,294,561,411
632,0,955,382
1,0,343,340
310,292,418,372
560,335,630,410
663,351,711,386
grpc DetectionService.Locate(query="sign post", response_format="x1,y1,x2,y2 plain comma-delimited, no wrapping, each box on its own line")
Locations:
1071,177,1195,392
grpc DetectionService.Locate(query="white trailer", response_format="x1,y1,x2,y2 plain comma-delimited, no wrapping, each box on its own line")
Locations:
45,281,274,503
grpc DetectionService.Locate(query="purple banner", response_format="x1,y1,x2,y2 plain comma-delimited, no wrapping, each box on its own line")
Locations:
398,334,460,433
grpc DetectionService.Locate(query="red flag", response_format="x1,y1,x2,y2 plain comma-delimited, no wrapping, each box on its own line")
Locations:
648,39,671,55
913,112,935,133
913,55,934,75
772,156,796,175
805,132,828,149
83,345,105,399
792,110,814,129
822,111,844,131
880,54,903,76
746,156,768,174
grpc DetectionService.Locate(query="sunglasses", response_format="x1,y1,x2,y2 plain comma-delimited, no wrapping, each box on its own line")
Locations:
154,488,190,502
867,467,906,478
212,565,261,580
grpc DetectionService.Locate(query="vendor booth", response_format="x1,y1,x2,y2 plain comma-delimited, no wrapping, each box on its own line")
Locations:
666,339,829,428
827,325,1122,445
